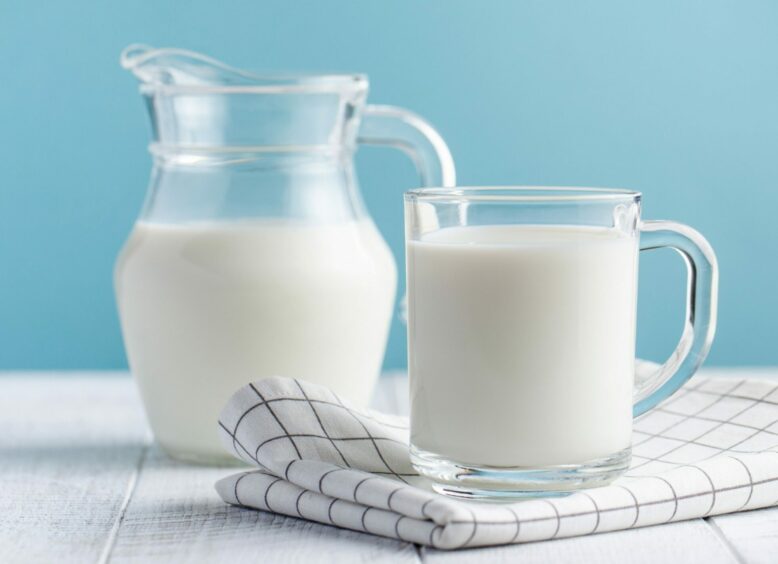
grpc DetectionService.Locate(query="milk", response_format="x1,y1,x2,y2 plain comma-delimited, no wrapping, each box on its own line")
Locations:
116,219,396,461
407,225,637,467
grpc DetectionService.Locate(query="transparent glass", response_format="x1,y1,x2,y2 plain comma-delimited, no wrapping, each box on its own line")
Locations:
404,187,718,498
115,46,456,463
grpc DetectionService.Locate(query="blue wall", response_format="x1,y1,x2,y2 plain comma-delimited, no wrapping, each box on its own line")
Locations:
2,1,777,369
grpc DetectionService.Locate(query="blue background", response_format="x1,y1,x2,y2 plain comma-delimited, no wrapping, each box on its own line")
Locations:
2,1,777,370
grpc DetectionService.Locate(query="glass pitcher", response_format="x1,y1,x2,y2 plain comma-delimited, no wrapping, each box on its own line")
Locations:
115,45,456,463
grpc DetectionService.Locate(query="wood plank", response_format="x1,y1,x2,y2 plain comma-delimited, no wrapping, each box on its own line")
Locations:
108,445,421,563
422,520,739,564
0,374,149,564
708,507,778,564
2,370,775,564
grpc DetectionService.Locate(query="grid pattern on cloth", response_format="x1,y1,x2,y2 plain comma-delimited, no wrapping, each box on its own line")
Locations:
215,376,778,549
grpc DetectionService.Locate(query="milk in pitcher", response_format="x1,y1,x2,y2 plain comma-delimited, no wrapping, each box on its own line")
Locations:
116,219,396,461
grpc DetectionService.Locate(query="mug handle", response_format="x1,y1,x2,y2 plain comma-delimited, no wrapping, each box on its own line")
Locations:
358,105,456,187
634,220,719,416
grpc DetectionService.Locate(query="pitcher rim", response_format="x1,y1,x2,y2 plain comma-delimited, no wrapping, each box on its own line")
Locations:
138,74,369,95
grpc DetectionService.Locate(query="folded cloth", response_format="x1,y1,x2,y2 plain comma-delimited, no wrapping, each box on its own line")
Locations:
215,375,778,549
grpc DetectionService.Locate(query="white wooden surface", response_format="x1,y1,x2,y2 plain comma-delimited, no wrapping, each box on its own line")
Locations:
1,370,777,563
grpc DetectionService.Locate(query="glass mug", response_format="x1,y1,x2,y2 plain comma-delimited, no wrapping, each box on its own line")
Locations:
404,187,718,498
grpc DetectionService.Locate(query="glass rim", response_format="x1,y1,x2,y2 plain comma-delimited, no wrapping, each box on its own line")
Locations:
404,186,642,203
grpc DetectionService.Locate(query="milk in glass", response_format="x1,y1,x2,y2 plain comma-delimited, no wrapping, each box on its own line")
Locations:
407,225,637,467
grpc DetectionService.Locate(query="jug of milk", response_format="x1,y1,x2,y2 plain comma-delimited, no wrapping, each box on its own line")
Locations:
115,45,455,463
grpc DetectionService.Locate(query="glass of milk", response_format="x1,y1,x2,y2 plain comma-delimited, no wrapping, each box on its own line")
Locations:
405,187,718,498
114,46,455,464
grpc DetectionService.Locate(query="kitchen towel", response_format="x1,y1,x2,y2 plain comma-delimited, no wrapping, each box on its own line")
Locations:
215,375,778,549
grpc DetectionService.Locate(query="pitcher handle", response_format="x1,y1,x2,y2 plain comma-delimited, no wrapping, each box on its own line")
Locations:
633,220,719,417
358,105,456,187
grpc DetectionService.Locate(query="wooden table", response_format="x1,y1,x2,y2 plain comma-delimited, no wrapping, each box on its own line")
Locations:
2,369,778,563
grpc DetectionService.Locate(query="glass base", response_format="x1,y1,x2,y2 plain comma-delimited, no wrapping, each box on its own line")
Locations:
410,445,631,500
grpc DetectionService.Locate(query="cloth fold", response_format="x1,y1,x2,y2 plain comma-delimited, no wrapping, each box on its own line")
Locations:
215,376,778,549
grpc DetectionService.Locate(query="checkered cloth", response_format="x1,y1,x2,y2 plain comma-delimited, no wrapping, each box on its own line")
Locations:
215,375,778,549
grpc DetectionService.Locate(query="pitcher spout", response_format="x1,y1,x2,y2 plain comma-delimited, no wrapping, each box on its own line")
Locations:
120,44,263,90
120,44,367,94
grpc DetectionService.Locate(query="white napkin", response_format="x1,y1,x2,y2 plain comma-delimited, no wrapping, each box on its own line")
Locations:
215,375,778,549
